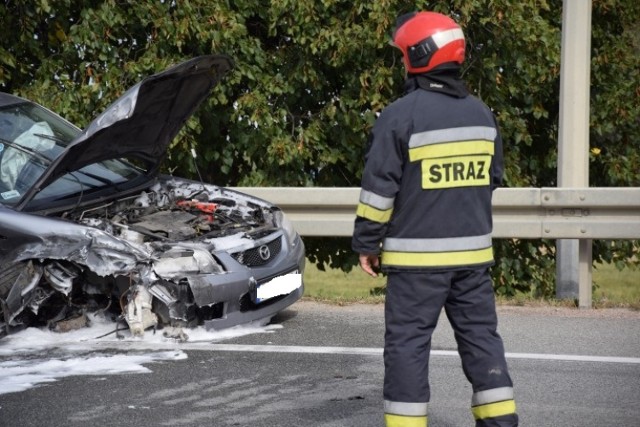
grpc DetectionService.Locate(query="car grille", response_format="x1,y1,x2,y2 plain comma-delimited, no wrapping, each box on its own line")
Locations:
231,236,282,267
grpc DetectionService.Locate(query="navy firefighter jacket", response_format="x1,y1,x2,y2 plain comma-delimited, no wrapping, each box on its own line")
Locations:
352,73,504,272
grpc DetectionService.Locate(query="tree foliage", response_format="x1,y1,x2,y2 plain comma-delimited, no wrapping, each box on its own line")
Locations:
2,0,638,297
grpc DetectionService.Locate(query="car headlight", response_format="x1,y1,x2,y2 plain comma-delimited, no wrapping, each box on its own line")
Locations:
273,210,298,246
153,248,223,278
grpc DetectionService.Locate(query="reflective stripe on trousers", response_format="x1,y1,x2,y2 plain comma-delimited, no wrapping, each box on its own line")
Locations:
384,400,428,427
384,269,518,427
472,387,517,426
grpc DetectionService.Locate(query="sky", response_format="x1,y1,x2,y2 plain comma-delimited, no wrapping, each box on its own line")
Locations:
0,315,281,395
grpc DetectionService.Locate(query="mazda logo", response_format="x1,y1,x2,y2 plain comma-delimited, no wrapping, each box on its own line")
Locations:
258,245,271,261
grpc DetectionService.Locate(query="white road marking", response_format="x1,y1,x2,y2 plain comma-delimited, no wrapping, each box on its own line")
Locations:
503,351,640,364
92,342,640,364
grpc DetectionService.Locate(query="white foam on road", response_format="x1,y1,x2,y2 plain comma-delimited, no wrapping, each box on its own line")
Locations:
0,315,282,395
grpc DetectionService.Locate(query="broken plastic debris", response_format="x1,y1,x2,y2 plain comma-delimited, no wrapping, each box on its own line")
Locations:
124,287,158,337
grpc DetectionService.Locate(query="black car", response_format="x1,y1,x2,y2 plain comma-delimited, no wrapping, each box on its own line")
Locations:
0,55,305,338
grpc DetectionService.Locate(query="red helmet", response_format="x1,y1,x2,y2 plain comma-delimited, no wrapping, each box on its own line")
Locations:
391,12,465,74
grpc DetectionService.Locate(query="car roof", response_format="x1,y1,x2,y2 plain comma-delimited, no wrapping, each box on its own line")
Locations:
0,92,27,108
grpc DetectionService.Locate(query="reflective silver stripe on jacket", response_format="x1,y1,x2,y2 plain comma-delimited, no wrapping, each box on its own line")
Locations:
431,28,465,48
472,387,515,406
408,126,497,149
359,188,395,210
384,400,428,416
383,233,492,253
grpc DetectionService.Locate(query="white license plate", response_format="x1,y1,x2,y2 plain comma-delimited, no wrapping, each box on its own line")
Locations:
254,271,302,303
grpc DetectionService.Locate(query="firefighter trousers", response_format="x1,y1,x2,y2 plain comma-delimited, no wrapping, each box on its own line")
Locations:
383,268,518,427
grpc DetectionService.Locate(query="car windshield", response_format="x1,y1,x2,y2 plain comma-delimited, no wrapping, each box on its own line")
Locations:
0,100,143,207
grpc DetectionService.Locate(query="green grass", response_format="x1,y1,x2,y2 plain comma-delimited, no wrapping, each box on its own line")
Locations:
303,261,640,309
593,262,640,307
303,263,385,304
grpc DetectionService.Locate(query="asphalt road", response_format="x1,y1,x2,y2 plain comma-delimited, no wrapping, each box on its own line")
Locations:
1,300,639,427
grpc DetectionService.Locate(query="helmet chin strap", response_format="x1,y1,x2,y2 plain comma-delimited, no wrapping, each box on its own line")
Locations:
407,36,439,68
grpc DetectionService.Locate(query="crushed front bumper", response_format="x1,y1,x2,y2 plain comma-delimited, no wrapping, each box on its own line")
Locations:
186,234,305,330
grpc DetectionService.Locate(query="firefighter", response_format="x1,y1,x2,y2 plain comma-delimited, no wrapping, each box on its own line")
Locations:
352,11,519,427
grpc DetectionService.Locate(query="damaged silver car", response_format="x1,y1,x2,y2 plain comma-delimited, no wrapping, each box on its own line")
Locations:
0,55,305,338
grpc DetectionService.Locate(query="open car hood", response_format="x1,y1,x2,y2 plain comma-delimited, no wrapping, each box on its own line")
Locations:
18,55,233,208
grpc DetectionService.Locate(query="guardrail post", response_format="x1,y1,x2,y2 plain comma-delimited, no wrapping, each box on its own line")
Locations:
556,0,593,308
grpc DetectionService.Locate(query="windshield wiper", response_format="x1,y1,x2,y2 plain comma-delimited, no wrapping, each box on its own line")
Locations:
0,137,52,164
73,170,116,186
33,133,67,143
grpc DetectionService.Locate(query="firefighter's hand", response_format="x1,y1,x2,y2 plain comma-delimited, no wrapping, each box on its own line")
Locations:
359,253,380,277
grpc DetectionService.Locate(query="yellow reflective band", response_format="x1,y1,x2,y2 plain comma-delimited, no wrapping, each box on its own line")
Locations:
382,247,494,267
472,400,517,420
421,155,491,190
409,140,494,162
385,413,428,427
356,202,393,223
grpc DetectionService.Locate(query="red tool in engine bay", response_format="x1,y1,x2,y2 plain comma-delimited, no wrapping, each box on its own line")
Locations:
177,199,218,222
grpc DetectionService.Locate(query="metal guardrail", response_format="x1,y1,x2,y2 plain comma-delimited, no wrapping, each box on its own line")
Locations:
231,186,639,308
231,187,640,239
